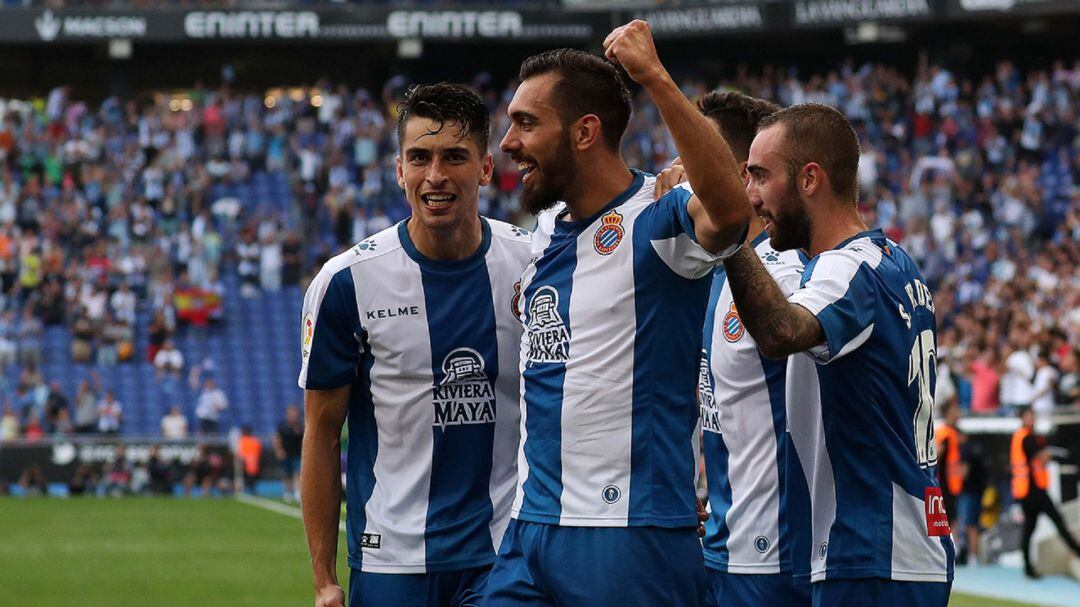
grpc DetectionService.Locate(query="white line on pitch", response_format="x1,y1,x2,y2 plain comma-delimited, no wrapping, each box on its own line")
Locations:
236,493,346,531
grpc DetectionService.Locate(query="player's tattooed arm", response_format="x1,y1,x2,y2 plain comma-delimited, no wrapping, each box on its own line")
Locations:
723,246,824,359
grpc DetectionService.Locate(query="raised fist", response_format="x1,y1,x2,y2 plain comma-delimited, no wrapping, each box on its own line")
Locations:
603,20,667,88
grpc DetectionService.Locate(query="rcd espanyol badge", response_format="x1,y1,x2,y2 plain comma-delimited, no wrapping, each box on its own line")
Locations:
722,302,744,343
593,210,624,255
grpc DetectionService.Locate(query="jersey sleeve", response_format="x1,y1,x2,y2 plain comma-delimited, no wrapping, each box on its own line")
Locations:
788,248,877,364
298,264,363,390
644,184,739,280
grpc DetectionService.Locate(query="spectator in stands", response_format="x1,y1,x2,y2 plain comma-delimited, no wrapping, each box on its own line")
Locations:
0,310,15,371
73,379,99,434
23,412,44,442
161,405,189,439
274,404,303,503
259,221,282,292
97,391,122,435
43,380,69,433
236,229,261,298
70,307,96,364
194,378,228,435
968,350,1002,413
110,282,137,327
1,404,19,442
153,336,184,380
1001,329,1036,412
16,307,42,367
1030,350,1060,418
1059,348,1080,405
237,425,263,495
147,311,170,364
53,408,74,436
281,232,303,287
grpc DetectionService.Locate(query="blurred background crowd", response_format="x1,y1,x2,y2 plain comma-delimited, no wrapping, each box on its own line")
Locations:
1,53,1079,443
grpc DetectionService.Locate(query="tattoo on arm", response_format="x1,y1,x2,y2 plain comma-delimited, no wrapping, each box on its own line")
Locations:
722,246,825,359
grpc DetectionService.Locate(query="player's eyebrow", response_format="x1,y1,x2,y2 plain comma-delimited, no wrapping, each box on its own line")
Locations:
510,110,539,123
746,163,769,175
442,146,472,157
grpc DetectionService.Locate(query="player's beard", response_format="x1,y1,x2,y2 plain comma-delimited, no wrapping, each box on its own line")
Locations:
520,135,576,216
768,180,812,252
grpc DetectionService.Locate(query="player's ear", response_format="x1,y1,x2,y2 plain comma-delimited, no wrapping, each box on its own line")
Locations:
395,154,406,190
479,153,494,187
738,161,749,185
574,114,603,151
801,162,824,197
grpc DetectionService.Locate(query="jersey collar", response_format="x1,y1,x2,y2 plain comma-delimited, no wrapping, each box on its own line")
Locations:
554,169,645,234
832,227,885,251
398,216,492,273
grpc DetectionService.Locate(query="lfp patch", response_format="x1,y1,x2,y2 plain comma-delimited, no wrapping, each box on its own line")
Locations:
722,302,744,342
301,312,314,359
593,210,624,255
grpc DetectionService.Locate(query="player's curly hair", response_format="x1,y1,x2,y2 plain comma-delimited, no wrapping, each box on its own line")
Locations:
396,82,490,152
696,91,780,163
518,48,631,151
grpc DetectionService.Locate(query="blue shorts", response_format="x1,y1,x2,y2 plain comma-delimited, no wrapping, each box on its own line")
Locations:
705,569,811,607
812,578,951,607
958,493,981,529
482,519,706,607
348,565,490,607
281,456,301,477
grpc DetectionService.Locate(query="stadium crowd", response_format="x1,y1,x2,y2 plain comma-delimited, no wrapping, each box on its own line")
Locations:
0,56,1078,443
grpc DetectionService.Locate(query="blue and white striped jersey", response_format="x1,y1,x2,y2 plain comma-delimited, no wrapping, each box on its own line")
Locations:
700,231,812,576
512,171,737,528
785,228,954,582
298,217,531,574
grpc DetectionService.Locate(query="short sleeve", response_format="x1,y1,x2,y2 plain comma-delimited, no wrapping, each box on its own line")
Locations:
298,265,363,390
788,248,878,363
643,184,738,280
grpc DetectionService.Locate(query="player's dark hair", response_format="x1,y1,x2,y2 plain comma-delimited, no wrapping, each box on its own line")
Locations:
518,48,631,151
396,82,490,152
696,91,780,163
757,103,860,204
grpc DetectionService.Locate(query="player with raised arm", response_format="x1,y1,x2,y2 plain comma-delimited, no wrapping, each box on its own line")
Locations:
657,91,814,607
705,103,954,606
482,21,750,607
298,83,531,607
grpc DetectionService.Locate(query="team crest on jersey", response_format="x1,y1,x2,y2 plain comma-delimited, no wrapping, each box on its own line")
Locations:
511,280,522,318
301,312,314,359
697,351,721,434
593,210,625,255
754,536,771,553
722,302,744,343
526,286,570,363
432,347,496,429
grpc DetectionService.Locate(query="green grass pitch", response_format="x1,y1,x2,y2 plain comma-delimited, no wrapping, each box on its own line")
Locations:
0,497,1037,606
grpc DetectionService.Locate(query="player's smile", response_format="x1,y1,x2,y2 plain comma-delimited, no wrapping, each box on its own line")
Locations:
420,191,458,214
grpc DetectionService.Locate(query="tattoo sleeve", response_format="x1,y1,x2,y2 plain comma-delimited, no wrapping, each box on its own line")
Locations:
722,246,825,359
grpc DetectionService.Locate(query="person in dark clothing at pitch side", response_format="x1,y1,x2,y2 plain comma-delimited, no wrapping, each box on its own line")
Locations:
1010,407,1080,578
274,404,304,503
956,436,989,565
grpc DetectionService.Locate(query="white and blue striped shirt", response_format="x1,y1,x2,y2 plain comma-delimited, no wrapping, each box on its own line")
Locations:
700,231,811,576
298,217,531,573
785,229,954,582
512,171,735,528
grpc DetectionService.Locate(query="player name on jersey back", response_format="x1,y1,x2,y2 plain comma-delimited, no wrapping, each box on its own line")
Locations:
785,229,954,583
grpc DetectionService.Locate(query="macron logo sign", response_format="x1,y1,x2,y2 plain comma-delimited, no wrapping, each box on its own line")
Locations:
36,9,148,41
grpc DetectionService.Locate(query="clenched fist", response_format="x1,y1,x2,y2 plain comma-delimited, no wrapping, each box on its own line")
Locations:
602,20,669,89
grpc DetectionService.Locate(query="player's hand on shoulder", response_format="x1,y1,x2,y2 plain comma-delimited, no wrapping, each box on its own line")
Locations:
653,157,686,201
603,20,666,88
315,583,345,607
